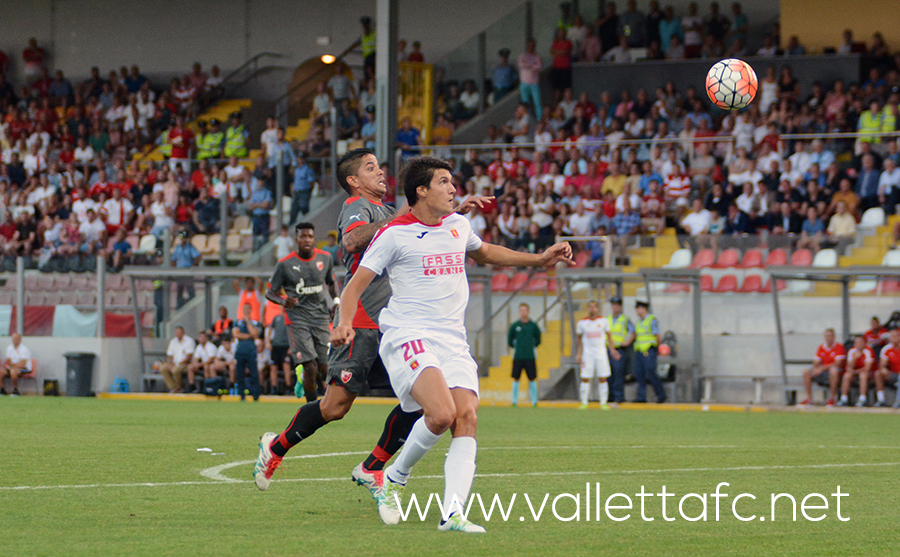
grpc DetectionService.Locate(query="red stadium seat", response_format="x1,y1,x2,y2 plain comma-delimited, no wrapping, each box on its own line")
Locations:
509,272,530,292
574,250,590,268
764,249,787,267
469,281,484,293
738,275,763,293
700,275,714,291
881,280,900,293
760,278,787,293
663,282,690,293
490,273,510,292
790,249,813,267
739,249,764,268
523,278,549,293
712,249,740,268
690,249,716,268
712,275,738,292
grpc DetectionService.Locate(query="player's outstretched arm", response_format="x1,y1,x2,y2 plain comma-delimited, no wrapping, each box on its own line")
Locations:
468,241,574,268
331,267,378,346
455,195,495,215
343,218,394,254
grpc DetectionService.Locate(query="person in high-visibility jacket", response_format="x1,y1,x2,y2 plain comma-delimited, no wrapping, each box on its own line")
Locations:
195,120,210,159
204,119,226,161
360,16,376,76
607,296,635,403
633,300,667,403
158,120,174,158
224,112,249,158
857,99,884,150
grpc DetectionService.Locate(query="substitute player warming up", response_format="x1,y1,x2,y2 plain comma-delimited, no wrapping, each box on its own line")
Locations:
332,156,574,533
576,300,620,409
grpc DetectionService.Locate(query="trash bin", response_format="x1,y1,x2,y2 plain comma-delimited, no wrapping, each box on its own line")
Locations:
64,352,96,397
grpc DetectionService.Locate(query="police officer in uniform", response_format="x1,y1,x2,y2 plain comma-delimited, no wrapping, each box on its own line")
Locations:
195,120,210,160
224,112,249,159
633,300,667,403
204,119,225,162
607,296,635,403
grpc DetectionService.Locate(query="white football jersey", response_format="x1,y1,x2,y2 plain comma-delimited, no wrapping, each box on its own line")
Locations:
576,316,610,355
360,212,483,339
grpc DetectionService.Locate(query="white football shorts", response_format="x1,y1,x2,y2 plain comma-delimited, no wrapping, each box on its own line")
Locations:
580,351,611,380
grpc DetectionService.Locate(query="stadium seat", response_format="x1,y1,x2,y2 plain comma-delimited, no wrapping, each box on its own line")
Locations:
523,277,549,293
860,207,885,229
37,274,54,290
712,274,738,292
76,292,96,305
24,275,39,290
232,215,251,232
225,234,241,253
663,248,692,268
712,248,740,268
43,293,63,305
700,275,714,291
60,293,78,305
663,282,690,293
205,234,222,255
106,274,126,290
25,292,44,305
790,249,813,266
738,275,763,293
490,273,510,292
690,249,715,268
574,250,590,268
239,234,254,252
760,278,787,292
468,281,484,293
135,235,158,254
70,275,89,290
885,250,900,267
0,292,13,305
812,249,837,267
509,272,530,292
764,249,787,266
53,274,72,290
191,234,208,253
739,249,764,268
881,280,900,293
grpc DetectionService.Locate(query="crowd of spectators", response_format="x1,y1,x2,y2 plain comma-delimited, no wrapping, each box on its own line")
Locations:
437,23,900,264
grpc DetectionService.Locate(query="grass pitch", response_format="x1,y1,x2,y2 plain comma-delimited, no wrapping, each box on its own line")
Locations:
1,397,898,556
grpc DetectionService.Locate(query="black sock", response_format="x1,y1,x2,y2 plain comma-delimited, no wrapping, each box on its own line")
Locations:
271,400,326,457
305,391,318,403
362,404,421,471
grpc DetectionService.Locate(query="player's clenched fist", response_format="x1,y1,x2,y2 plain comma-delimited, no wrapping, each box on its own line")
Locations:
330,324,355,346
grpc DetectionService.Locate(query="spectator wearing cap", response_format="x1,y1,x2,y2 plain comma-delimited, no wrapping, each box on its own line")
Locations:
633,300,667,403
491,48,518,104
194,120,210,159
171,231,201,308
202,119,225,161
607,296,635,403
224,112,249,158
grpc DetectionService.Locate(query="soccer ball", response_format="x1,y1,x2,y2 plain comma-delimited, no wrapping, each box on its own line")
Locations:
705,58,758,110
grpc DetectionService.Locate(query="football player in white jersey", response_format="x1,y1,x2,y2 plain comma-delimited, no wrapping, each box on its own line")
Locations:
575,300,620,409
332,156,573,533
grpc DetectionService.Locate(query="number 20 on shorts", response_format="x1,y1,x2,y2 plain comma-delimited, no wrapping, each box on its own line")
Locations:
402,340,425,361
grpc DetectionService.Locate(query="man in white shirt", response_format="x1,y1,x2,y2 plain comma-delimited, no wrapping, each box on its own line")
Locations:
1,332,31,396
569,202,593,236
73,138,95,165
879,158,900,211
575,300,619,409
101,187,134,234
187,331,218,393
210,336,237,387
78,209,107,255
681,198,712,236
224,156,245,181
260,117,279,156
159,326,196,392
788,141,813,175
23,144,46,178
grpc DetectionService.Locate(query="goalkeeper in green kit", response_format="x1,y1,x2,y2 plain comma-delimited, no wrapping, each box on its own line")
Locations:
508,303,542,406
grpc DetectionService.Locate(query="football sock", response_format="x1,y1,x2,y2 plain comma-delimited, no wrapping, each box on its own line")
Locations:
363,404,421,471
270,400,326,457
386,416,443,482
877,390,885,403
580,381,590,405
839,395,848,403
529,381,538,406
442,436,477,520
599,381,609,405
858,395,866,403
511,381,519,405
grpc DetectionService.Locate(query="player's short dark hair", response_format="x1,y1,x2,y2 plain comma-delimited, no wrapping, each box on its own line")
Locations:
295,222,315,232
519,303,530,309
337,148,375,194
400,156,453,207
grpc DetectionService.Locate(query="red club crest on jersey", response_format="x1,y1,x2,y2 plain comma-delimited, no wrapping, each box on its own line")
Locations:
450,229,459,238
341,370,352,383
316,260,324,270
410,360,419,370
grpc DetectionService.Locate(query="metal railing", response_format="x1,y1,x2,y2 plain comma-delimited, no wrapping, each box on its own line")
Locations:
221,52,288,95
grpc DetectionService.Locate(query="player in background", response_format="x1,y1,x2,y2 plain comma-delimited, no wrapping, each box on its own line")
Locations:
575,300,620,409
801,327,846,406
507,303,541,407
253,149,490,495
265,222,336,402
332,156,573,532
875,328,900,408
839,335,875,407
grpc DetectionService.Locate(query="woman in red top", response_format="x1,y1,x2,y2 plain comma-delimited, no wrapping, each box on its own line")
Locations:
549,28,573,102
174,194,194,233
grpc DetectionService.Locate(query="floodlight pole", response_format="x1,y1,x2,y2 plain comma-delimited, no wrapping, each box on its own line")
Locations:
375,0,399,169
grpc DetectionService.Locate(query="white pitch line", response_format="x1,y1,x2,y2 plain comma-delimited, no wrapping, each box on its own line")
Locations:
4,461,900,492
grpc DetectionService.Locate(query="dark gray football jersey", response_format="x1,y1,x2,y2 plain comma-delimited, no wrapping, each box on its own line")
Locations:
269,249,334,326
337,196,395,328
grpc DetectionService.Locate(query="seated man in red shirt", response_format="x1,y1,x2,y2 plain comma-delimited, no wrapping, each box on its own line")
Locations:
839,335,875,407
863,316,888,352
875,329,900,408
801,328,845,406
